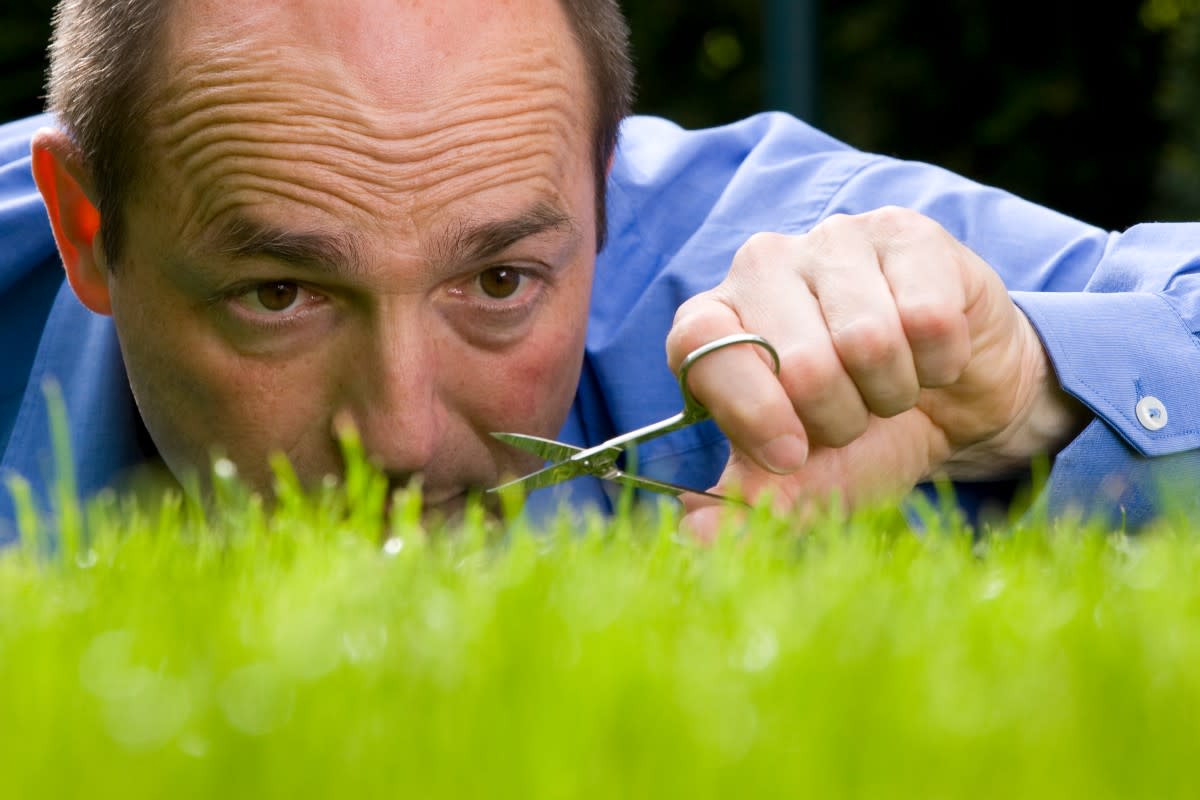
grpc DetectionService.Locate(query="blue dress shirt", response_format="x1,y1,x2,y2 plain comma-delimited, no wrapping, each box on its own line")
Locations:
2,111,1199,541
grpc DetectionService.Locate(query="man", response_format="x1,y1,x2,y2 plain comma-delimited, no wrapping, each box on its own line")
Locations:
1,0,1197,543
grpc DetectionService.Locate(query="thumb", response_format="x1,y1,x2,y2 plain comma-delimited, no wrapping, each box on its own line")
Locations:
677,450,783,542
680,441,871,540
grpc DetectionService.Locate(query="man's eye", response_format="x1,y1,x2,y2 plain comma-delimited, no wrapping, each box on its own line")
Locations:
477,268,523,300
241,282,302,313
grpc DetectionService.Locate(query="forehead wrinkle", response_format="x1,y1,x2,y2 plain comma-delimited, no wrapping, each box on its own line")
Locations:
402,119,574,208
413,163,566,229
189,180,377,243
155,56,377,152
169,99,571,207
177,139,391,222
154,35,578,152
171,101,577,238
150,21,588,254
157,68,576,176
175,111,573,235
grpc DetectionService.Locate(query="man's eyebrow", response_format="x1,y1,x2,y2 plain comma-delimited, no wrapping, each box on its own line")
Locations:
434,202,578,265
192,203,575,275
199,214,367,275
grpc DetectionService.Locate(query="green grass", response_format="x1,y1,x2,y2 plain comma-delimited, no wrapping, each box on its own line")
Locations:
3,428,1200,798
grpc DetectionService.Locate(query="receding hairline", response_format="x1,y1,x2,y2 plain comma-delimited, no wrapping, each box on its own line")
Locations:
46,0,633,262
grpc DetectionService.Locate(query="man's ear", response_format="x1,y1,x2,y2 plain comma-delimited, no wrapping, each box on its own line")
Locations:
30,128,112,316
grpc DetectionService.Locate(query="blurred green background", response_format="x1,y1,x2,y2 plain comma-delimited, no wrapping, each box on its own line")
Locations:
3,0,1199,229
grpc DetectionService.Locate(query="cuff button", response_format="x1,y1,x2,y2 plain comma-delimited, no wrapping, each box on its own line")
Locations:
1136,396,1168,432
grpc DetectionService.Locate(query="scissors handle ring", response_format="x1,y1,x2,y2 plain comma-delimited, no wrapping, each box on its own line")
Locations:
677,333,781,420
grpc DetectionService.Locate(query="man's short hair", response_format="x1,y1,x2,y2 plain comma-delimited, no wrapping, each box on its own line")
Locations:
45,0,634,266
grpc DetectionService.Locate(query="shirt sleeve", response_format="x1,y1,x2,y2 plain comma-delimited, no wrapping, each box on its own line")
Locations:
1010,227,1200,529
0,114,64,462
816,151,1200,529
601,113,1200,528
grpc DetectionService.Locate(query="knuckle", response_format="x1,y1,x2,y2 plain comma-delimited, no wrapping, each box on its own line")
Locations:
669,294,706,332
868,204,921,228
869,204,917,224
812,211,855,234
732,231,791,276
671,289,715,318
831,320,899,372
898,300,960,343
739,230,790,256
865,205,943,244
667,298,724,365
778,348,842,404
805,213,855,252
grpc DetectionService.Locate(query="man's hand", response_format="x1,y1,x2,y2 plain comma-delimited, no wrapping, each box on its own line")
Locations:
666,206,1089,538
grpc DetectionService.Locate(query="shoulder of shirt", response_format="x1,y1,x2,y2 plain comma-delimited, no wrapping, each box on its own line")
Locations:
613,111,859,172
599,113,884,279
0,114,60,295
585,112,891,363
0,113,54,163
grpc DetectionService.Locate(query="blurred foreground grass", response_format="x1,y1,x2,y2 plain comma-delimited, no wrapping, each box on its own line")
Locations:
3,444,1200,798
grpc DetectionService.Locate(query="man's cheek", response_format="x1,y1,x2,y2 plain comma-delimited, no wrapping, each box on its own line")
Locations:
143,345,329,468
208,358,331,439
493,331,585,428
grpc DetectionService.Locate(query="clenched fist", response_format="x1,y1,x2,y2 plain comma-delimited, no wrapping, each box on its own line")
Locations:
667,206,1089,537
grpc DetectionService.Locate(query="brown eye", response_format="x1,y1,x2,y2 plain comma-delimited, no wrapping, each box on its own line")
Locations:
478,268,522,299
256,282,300,312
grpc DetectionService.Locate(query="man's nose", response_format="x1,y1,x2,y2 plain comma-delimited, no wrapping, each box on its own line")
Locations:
337,321,446,476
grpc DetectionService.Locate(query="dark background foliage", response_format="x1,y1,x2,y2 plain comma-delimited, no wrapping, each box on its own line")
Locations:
4,1,1200,229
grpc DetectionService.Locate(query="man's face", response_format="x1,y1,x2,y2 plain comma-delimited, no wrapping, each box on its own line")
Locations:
108,0,598,514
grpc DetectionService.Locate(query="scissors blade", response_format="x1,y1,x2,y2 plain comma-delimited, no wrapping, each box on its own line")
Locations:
490,432,591,463
564,410,691,468
489,460,595,495
489,432,625,495
609,471,747,506
563,333,780,466
489,432,744,506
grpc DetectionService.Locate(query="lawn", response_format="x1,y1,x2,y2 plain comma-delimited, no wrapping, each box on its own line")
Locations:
2,432,1200,798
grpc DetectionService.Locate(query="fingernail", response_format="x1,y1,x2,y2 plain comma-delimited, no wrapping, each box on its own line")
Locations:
758,434,807,474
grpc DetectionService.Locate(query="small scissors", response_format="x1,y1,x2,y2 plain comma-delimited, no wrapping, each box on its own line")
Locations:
488,333,781,504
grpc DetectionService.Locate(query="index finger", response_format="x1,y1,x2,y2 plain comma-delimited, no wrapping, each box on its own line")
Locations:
676,332,782,417
667,297,809,474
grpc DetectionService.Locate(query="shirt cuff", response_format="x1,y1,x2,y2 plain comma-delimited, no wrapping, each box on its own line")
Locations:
1010,290,1200,457
1038,417,1200,529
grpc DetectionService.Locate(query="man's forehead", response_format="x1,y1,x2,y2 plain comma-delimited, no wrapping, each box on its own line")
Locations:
136,0,595,247
168,0,577,95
